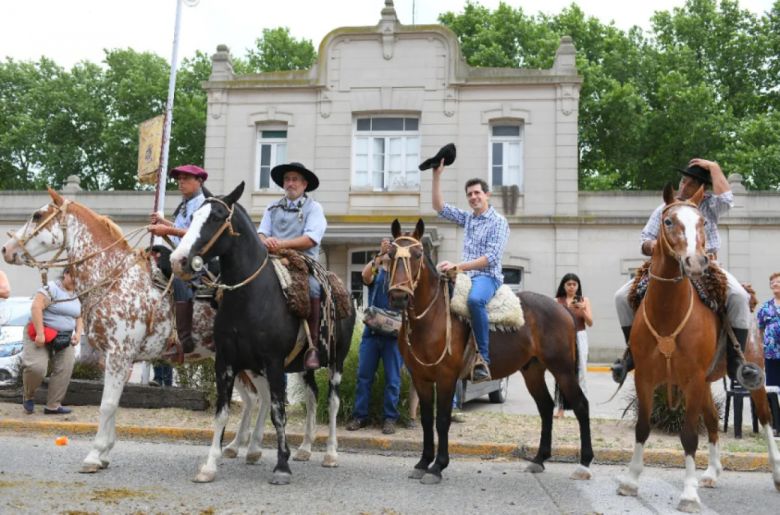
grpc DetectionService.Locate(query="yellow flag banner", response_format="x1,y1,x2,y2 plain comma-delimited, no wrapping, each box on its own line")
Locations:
137,115,165,185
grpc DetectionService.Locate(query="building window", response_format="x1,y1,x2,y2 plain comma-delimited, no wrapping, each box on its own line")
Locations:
256,129,287,190
490,124,523,191
353,116,420,191
502,266,523,292
349,249,375,308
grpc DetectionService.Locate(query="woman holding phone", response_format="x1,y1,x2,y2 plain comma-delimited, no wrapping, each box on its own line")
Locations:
554,273,593,417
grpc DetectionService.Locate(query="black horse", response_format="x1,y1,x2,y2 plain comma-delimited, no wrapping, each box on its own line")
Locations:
170,182,355,484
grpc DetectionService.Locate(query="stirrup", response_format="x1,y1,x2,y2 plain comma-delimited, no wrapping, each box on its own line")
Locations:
471,362,491,383
736,363,764,391
303,347,320,370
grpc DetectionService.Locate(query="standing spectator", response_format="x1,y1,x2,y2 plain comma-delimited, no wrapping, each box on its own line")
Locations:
757,272,780,388
554,273,593,418
21,267,83,415
0,269,10,325
346,238,403,435
150,361,173,387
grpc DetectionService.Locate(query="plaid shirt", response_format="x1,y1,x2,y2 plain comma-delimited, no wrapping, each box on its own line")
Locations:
438,203,509,283
641,191,733,254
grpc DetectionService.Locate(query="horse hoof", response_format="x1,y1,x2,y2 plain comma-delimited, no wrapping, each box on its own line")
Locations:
100,460,109,469
269,472,292,485
246,452,262,465
321,454,338,468
617,482,638,497
293,449,311,462
408,468,426,480
525,462,545,474
676,498,701,513
222,448,238,459
79,463,101,474
420,473,442,485
699,477,716,488
193,470,216,483
570,465,592,480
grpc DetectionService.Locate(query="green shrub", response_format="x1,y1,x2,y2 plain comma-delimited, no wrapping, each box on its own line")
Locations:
70,358,103,381
624,385,725,434
313,319,414,425
174,359,217,406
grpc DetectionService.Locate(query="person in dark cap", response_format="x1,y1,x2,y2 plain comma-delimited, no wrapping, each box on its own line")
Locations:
431,154,509,383
611,158,758,388
257,162,327,370
147,164,209,358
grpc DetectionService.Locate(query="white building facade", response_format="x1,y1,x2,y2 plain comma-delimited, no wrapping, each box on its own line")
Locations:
2,2,779,360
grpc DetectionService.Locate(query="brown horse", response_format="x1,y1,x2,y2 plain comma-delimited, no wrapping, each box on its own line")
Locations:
617,185,780,512
387,219,593,484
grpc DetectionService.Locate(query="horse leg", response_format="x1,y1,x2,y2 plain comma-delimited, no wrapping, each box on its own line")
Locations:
408,380,435,480
293,371,317,463
676,383,704,513
194,360,235,483
699,390,722,488
267,363,292,485
555,371,593,480
322,367,342,468
617,371,653,497
421,380,456,485
223,380,254,459
80,364,127,473
750,386,780,490
245,374,271,465
520,361,554,473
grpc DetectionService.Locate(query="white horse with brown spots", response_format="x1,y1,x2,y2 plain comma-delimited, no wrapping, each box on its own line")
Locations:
1,189,274,476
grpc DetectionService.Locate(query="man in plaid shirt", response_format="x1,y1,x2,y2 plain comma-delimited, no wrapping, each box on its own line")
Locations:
611,158,758,388
432,160,510,382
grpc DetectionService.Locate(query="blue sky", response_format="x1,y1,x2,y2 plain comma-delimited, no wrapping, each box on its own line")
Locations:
1,0,775,68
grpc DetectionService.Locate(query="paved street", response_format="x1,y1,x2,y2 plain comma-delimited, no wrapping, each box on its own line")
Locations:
1,434,778,514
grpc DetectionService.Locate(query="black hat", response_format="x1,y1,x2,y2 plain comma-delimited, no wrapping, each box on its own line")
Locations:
678,164,711,185
419,143,456,171
270,162,319,192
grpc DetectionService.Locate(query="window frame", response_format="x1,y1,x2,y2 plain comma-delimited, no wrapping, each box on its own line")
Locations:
254,126,288,192
348,247,376,309
351,116,421,192
488,122,524,192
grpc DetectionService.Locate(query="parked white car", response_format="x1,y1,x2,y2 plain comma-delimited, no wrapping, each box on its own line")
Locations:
0,297,32,385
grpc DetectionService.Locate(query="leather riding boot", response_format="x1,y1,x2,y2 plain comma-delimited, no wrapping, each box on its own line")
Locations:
728,327,762,389
304,299,321,370
610,326,634,384
175,301,195,354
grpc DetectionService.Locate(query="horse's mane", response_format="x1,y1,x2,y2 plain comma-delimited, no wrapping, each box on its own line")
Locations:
229,200,263,244
67,201,131,251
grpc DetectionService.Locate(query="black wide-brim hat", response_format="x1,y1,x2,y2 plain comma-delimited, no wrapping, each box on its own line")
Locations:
678,164,711,185
419,143,456,171
271,162,319,191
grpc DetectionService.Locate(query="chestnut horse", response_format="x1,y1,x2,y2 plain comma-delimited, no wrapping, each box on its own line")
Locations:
0,189,271,475
387,219,593,484
617,185,780,512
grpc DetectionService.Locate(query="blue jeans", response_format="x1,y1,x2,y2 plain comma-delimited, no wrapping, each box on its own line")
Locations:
467,275,500,365
153,364,173,386
352,332,403,421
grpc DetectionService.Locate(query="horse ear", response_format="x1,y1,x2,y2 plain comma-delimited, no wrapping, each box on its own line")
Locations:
48,186,64,206
223,182,245,206
690,184,705,206
413,218,425,240
391,219,401,239
662,182,675,205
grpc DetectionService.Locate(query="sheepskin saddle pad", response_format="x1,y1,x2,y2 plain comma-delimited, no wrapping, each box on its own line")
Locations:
449,273,524,332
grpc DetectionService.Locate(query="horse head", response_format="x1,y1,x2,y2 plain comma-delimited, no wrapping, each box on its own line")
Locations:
387,218,428,310
658,182,709,279
2,187,69,266
171,181,245,280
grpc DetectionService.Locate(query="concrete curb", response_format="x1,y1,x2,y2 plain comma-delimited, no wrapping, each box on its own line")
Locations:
1,418,772,473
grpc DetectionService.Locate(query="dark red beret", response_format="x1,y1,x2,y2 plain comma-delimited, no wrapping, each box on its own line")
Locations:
169,164,208,181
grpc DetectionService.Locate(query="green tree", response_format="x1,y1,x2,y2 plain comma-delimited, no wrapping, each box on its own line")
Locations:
240,27,317,73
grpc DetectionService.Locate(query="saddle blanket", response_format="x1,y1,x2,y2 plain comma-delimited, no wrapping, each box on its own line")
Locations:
450,273,524,332
628,260,728,314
